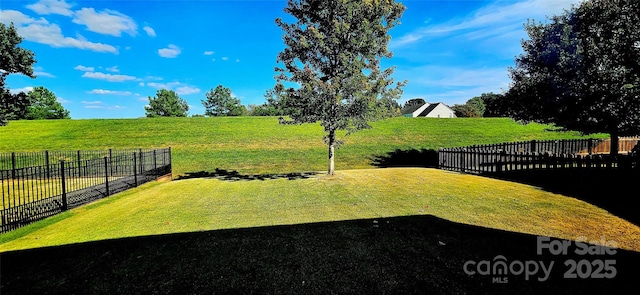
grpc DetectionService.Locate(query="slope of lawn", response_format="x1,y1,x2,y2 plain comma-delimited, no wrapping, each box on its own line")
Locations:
2,168,638,253
0,117,607,176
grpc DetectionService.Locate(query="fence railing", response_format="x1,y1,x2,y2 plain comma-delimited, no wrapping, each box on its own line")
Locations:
438,139,640,174
1,148,171,233
453,137,640,155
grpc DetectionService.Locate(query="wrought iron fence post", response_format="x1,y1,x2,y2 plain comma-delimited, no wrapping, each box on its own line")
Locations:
138,149,143,176
60,160,68,211
11,152,16,179
133,152,138,187
104,157,110,196
109,149,114,176
77,150,82,178
44,150,50,179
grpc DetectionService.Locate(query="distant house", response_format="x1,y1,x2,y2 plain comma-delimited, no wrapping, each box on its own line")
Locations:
401,101,457,118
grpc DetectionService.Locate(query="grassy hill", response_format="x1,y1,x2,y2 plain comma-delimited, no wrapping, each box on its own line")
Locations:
0,117,606,176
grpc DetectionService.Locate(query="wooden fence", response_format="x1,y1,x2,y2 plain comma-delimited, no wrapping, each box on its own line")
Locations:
589,137,640,154
0,148,172,233
438,138,640,174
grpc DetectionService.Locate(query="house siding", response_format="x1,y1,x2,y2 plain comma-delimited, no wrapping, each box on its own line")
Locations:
424,103,456,118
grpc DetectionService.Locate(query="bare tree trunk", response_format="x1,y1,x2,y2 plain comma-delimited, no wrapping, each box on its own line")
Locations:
328,129,335,175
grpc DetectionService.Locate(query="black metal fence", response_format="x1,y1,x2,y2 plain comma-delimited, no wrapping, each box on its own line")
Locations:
438,139,639,174
1,148,172,233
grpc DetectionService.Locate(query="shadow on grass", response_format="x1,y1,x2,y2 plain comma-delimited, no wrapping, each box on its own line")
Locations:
1,215,636,294
484,168,640,226
370,148,439,168
175,168,319,181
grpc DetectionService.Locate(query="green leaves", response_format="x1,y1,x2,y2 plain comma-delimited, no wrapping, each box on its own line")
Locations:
0,22,37,126
25,86,70,120
202,85,246,117
275,0,405,174
144,89,189,118
506,0,640,141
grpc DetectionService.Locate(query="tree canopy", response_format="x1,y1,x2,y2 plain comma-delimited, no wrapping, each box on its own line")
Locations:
451,96,486,118
505,0,640,155
275,0,406,175
145,89,189,117
25,86,70,120
202,85,246,116
0,22,37,126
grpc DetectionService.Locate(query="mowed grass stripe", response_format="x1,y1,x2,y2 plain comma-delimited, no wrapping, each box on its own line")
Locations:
1,168,638,252
0,117,607,176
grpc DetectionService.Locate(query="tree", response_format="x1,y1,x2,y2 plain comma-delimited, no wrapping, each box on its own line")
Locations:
202,85,246,116
24,86,70,119
0,80,31,121
452,96,486,117
506,0,640,155
0,22,37,126
144,89,189,117
403,98,426,109
249,82,294,116
275,0,406,175
479,92,509,117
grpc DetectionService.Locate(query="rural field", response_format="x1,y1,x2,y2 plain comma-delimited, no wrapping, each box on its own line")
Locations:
1,117,638,294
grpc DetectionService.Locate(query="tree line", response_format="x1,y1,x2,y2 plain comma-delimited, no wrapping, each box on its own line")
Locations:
144,83,404,119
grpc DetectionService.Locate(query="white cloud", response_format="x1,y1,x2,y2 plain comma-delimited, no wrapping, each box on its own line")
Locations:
147,82,181,89
82,100,103,105
158,44,181,58
82,71,137,82
34,71,56,78
89,89,132,95
74,65,95,71
33,67,56,78
9,86,34,94
72,8,137,37
18,22,118,53
1,10,116,53
221,57,229,61
235,59,240,62
175,86,201,95
26,0,73,16
391,0,581,48
57,97,71,104
204,51,214,55
139,82,145,87
0,10,46,25
143,26,156,37
106,66,119,72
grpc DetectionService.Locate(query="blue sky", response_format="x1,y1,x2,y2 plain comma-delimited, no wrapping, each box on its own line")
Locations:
1,0,580,119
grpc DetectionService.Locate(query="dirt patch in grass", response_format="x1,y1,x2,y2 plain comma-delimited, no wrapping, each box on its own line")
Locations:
1,215,636,294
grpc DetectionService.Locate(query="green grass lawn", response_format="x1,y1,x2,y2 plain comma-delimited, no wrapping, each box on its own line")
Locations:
2,168,637,252
2,168,639,294
0,117,607,176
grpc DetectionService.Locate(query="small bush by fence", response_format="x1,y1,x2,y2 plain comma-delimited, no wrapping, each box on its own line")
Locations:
1,148,172,233
438,138,640,174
